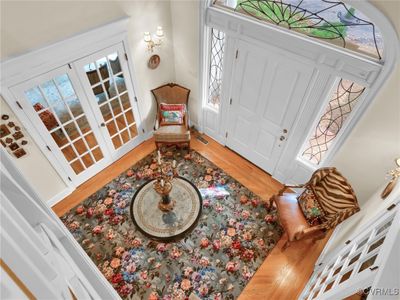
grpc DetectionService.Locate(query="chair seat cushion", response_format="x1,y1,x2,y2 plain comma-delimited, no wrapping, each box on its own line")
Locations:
154,125,190,143
297,189,326,226
274,193,310,242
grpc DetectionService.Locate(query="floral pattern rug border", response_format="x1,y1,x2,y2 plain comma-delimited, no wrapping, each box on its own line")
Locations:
61,149,283,300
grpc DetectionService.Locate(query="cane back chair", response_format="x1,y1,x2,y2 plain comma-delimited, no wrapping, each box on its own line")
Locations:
151,83,191,150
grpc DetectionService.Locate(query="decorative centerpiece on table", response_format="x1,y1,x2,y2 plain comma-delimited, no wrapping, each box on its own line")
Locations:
153,150,178,212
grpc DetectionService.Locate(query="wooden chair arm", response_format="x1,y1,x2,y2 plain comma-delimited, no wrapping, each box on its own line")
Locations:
295,224,327,241
278,184,306,196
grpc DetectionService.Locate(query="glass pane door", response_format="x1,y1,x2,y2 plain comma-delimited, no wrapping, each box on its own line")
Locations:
76,44,141,155
11,66,110,185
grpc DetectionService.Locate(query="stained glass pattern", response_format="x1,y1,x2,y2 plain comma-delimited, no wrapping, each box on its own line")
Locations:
302,79,366,164
214,0,383,60
208,28,226,108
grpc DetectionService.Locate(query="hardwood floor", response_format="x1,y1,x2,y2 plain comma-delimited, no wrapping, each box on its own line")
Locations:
53,133,330,300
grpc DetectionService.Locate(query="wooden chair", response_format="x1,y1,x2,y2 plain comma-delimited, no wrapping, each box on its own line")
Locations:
151,83,191,150
270,167,360,250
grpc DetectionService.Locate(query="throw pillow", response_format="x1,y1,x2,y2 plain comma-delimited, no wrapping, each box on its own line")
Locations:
161,110,184,125
297,189,325,226
160,103,186,125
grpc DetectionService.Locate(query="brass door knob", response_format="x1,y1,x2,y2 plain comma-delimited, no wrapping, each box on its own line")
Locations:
283,129,288,134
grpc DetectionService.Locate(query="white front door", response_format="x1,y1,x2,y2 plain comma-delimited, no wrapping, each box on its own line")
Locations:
10,65,111,186
73,43,143,159
226,39,314,174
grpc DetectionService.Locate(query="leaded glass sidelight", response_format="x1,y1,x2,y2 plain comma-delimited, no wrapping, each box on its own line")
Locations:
208,28,226,108
302,79,366,164
213,0,383,60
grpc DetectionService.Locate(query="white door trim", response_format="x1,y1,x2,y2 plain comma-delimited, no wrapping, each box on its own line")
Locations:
0,17,131,87
202,1,399,183
72,43,145,160
300,201,400,299
10,65,112,186
0,17,145,204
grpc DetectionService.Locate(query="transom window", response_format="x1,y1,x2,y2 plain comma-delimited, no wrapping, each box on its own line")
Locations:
213,0,384,60
301,79,366,165
207,28,226,109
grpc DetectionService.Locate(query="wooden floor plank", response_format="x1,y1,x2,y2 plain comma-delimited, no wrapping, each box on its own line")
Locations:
52,134,329,299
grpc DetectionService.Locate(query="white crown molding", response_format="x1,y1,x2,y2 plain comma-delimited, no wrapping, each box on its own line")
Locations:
0,17,130,87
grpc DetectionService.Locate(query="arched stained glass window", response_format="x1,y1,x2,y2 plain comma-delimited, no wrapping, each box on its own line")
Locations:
213,0,384,60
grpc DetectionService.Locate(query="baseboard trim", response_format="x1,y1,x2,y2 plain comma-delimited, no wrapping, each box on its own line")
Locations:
48,187,74,207
143,130,154,141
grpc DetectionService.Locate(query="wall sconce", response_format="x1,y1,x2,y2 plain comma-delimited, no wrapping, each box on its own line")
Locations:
144,26,164,52
381,157,400,199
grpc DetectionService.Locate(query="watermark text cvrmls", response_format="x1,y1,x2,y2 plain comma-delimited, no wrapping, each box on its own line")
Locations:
358,288,399,296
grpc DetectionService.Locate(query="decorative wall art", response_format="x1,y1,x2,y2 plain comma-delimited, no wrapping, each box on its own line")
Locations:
0,124,10,138
13,148,27,158
0,114,28,158
9,143,19,151
148,54,161,69
12,131,24,140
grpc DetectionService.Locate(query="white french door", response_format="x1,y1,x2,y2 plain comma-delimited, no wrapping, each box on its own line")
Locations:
10,43,144,187
73,43,143,159
300,204,400,299
226,39,314,174
10,65,111,185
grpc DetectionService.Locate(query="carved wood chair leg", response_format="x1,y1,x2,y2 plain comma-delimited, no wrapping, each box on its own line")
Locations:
269,197,275,209
312,231,327,243
282,239,291,251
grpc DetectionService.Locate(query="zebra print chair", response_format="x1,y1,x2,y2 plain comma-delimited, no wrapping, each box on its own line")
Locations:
270,167,360,250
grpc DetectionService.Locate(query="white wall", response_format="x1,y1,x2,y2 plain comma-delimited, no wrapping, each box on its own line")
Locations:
0,0,176,202
0,97,67,201
170,0,201,127
331,0,400,203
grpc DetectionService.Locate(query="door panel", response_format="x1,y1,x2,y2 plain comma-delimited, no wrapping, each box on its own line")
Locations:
227,39,314,174
74,43,143,159
11,66,110,185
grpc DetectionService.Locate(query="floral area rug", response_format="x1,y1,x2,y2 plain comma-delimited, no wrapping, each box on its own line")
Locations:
61,149,283,300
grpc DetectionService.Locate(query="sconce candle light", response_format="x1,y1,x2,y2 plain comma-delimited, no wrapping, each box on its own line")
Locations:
381,158,400,199
144,26,164,52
